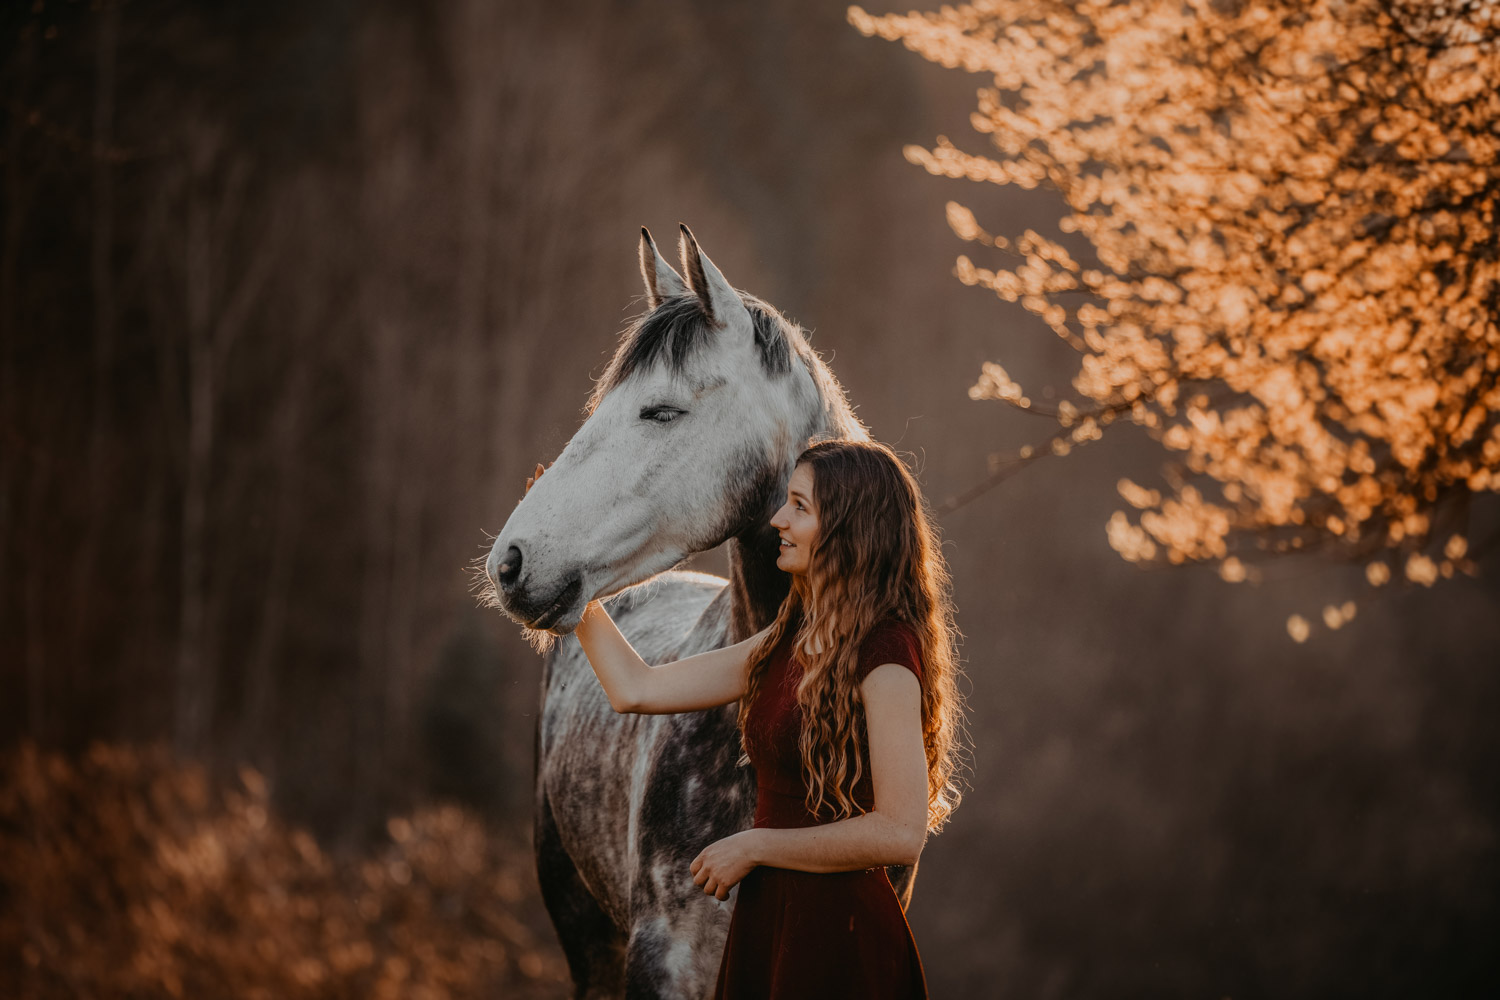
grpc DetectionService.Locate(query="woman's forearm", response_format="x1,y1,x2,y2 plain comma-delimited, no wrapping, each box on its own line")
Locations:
572,600,652,712
747,811,925,872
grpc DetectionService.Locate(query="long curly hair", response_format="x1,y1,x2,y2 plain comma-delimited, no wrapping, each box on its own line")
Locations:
736,439,968,832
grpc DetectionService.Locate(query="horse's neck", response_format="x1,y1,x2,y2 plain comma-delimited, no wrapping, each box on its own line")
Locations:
725,521,790,643
721,356,854,645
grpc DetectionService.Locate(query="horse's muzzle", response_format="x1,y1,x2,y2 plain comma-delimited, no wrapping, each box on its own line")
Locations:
496,564,584,632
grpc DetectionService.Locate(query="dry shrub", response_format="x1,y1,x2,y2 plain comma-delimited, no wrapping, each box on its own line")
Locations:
0,742,567,999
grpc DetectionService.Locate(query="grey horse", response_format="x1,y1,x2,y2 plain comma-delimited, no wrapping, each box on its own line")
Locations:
485,226,913,998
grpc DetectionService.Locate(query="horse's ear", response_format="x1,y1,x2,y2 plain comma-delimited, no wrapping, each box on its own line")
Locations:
639,227,688,309
679,224,751,331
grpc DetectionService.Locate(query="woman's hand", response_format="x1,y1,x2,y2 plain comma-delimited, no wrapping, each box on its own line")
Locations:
524,462,544,494
690,830,763,901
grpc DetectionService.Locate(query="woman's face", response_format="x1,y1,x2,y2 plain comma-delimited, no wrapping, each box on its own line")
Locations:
770,463,819,576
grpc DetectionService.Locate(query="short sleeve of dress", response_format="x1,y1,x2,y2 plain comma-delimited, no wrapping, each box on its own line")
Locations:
856,620,923,686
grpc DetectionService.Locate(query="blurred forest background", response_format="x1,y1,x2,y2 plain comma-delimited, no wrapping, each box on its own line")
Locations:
2,0,1497,998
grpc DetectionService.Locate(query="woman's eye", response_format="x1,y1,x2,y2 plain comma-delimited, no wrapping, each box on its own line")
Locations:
640,406,686,424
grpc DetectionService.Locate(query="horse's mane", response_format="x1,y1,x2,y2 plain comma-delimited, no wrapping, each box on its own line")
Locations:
587,294,865,445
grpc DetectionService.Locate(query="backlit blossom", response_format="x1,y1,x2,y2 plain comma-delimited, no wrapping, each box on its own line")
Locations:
854,0,1499,594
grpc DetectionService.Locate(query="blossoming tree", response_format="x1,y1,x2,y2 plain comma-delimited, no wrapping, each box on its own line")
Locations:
851,0,1499,637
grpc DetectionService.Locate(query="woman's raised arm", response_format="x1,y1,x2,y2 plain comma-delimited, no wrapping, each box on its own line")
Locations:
573,600,767,714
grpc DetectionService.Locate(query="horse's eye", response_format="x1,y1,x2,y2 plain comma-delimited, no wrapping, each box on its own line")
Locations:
640,406,686,424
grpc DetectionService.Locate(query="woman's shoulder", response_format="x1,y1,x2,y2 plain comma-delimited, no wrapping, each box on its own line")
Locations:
856,617,923,683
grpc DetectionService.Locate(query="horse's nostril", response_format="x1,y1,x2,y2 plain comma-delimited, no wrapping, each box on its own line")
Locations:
497,545,523,590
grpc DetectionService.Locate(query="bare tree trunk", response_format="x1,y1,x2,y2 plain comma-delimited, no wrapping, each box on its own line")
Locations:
136,472,167,739
2,16,38,736
16,386,61,740
243,306,311,773
349,8,439,823
354,303,399,830
173,144,272,757
351,115,404,821
24,571,46,736
363,0,504,801
73,0,121,708
175,182,215,754
452,0,495,510
382,408,424,796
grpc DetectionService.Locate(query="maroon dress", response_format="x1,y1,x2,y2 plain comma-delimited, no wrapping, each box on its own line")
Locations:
713,619,929,1000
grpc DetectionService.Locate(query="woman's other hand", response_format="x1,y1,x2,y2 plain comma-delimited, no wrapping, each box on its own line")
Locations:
690,830,763,901
524,462,544,495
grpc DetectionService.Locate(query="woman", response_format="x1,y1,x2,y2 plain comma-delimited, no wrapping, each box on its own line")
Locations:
560,438,965,999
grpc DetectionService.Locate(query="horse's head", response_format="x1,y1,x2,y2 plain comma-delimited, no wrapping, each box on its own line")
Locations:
484,226,860,633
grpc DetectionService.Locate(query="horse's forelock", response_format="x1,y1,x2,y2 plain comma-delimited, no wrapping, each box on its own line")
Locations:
587,297,714,414
587,296,798,415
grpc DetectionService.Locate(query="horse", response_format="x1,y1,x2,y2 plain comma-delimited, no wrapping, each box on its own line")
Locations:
484,226,913,999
